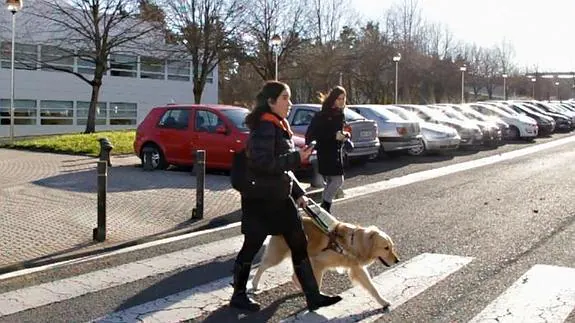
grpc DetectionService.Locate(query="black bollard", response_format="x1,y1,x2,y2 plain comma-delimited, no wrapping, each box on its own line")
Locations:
192,150,205,220
98,137,114,167
142,146,154,171
93,160,107,242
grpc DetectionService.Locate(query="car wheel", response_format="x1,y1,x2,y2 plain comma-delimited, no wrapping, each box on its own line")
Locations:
509,126,520,140
407,139,426,156
141,144,168,170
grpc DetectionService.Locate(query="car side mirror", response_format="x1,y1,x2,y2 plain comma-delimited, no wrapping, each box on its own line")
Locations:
215,125,227,135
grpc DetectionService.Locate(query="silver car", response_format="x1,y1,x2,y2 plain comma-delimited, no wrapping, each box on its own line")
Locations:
398,104,483,147
384,105,461,155
348,104,422,157
287,104,380,161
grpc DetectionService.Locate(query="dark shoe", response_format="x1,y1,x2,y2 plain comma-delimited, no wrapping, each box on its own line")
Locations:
230,262,261,312
320,200,331,213
294,259,342,311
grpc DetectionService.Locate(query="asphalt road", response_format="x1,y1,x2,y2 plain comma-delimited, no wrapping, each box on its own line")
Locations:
1,134,575,323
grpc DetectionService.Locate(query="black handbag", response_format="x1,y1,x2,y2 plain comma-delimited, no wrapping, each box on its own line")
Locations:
230,149,248,192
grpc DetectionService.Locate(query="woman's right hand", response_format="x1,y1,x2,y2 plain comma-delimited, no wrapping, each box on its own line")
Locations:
298,145,314,163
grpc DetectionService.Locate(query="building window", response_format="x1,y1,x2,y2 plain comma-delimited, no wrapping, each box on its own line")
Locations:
40,45,74,72
110,54,137,77
40,100,74,125
0,99,37,125
78,51,96,75
140,56,165,80
167,60,190,81
77,101,106,125
0,42,38,70
198,68,214,83
109,102,137,125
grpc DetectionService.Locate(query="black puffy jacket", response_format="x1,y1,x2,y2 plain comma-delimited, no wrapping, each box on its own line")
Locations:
243,113,305,201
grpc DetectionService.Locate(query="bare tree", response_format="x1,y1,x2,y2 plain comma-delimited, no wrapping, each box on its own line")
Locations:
161,0,245,104
241,0,309,81
495,38,515,74
481,47,500,99
25,0,160,133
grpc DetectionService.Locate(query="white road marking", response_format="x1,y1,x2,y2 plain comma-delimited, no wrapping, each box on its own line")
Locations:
468,264,575,323
282,253,473,323
341,134,575,201
92,259,294,323
0,235,253,317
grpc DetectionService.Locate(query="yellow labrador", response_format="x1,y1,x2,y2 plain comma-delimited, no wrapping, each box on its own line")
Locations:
251,217,400,308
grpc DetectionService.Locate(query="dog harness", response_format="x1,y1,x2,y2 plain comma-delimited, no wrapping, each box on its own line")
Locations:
322,223,357,256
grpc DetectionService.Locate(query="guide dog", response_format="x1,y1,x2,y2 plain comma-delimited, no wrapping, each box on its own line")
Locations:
251,216,400,309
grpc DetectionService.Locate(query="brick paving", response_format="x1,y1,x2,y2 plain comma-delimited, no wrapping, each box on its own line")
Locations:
0,149,285,268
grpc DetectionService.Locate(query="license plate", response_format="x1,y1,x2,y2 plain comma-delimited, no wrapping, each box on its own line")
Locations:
360,130,372,138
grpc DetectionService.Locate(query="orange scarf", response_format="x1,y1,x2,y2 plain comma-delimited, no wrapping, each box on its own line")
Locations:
261,112,293,137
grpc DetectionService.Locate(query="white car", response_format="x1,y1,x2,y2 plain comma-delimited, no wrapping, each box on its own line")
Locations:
467,103,538,140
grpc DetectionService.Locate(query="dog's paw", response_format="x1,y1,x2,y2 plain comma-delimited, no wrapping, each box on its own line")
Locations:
379,300,391,312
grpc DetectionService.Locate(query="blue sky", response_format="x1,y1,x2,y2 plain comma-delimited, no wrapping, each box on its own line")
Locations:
352,0,575,73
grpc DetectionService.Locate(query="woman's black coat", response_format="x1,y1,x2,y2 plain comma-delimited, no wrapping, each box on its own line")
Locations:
305,110,345,176
241,114,306,236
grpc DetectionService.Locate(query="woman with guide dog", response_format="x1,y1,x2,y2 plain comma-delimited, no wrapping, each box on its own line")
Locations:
305,86,350,213
230,81,343,312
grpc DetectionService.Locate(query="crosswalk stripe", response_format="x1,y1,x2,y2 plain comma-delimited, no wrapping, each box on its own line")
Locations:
468,264,575,323
92,259,293,323
281,253,473,323
0,235,248,317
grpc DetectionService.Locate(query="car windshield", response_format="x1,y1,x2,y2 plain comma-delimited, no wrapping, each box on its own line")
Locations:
344,108,364,121
369,106,404,120
386,107,422,122
439,108,467,121
220,108,249,132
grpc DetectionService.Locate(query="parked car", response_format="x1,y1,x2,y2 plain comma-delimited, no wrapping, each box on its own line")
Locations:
347,104,422,157
517,101,573,131
134,104,310,170
499,102,556,136
397,104,483,147
449,104,511,139
383,105,461,155
287,104,380,162
429,104,503,146
465,102,538,140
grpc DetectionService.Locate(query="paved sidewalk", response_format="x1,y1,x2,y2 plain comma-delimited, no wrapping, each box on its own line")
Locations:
0,149,316,269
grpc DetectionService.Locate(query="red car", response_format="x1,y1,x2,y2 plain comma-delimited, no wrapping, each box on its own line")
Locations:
134,104,310,170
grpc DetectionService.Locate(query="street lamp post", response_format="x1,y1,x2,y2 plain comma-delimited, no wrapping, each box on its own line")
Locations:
393,54,401,104
502,73,508,100
555,81,560,100
271,34,282,81
5,0,23,144
460,65,467,103
531,78,536,99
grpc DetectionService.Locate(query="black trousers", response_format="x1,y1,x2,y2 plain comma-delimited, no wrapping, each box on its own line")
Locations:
235,223,309,266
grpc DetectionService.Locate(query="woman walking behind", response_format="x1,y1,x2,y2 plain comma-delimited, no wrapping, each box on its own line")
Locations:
230,81,343,312
305,86,350,213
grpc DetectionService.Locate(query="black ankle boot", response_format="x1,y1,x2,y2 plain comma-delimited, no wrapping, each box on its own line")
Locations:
320,200,331,213
230,262,261,311
294,259,342,311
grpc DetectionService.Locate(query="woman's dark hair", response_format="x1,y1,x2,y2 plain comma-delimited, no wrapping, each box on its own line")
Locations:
320,86,347,113
245,80,289,130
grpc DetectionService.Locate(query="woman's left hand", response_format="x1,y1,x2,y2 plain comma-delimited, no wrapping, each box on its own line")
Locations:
296,196,308,208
